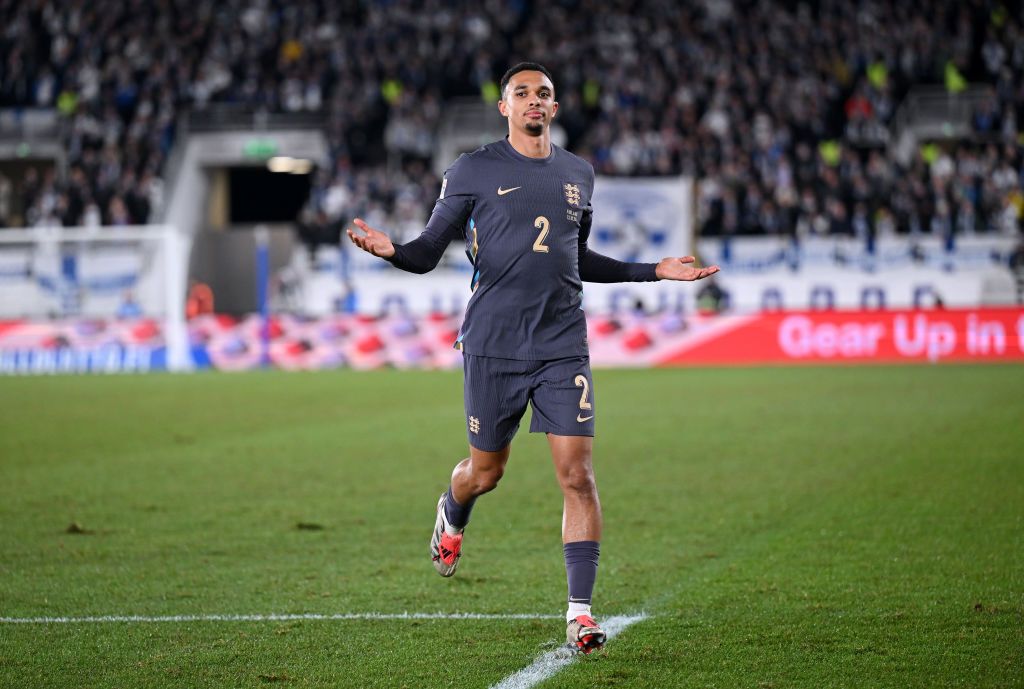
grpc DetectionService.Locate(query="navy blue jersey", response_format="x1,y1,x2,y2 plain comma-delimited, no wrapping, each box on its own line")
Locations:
388,138,657,360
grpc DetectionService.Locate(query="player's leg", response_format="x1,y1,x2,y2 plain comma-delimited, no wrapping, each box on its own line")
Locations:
439,445,509,549
432,446,509,577
548,434,602,543
528,356,605,652
448,444,510,518
431,353,530,576
548,433,605,652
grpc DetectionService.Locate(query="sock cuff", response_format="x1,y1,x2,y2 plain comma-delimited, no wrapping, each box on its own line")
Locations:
443,485,475,530
563,540,600,565
445,486,462,507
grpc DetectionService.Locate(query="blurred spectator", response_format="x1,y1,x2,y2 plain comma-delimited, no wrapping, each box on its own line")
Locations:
116,291,143,319
186,280,214,319
0,171,10,225
696,276,729,313
1010,241,1024,303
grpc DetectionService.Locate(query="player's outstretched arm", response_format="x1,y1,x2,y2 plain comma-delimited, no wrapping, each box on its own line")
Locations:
654,256,720,281
578,208,718,283
346,218,395,258
347,208,463,274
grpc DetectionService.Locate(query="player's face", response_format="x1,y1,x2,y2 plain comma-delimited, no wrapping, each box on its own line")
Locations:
499,71,558,136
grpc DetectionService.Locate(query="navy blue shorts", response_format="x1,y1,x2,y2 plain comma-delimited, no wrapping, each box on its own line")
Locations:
463,353,596,452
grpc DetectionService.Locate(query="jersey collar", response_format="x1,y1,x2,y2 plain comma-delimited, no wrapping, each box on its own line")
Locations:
500,137,556,165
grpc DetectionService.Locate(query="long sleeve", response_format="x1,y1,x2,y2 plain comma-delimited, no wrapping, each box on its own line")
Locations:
579,248,659,282
387,194,472,274
577,205,659,283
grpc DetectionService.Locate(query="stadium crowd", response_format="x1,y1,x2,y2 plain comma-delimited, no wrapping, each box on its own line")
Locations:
0,0,1021,241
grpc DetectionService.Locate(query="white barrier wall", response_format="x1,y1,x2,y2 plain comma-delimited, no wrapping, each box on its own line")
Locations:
300,175,697,316
296,176,1018,316
341,272,696,316
0,226,192,371
303,236,1017,317
694,235,1018,310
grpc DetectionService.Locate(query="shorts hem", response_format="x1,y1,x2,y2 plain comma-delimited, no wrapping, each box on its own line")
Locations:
468,438,514,453
528,428,595,438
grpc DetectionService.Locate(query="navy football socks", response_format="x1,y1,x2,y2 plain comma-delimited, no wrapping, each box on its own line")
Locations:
442,486,476,531
564,540,600,615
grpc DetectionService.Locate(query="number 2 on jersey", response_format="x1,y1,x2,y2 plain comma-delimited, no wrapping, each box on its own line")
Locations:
532,216,550,253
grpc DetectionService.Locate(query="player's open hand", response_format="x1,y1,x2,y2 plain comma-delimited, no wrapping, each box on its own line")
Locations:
346,218,396,258
655,256,720,281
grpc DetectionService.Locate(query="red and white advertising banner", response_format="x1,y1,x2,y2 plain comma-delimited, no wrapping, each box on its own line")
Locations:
651,308,1024,366
2,308,1021,374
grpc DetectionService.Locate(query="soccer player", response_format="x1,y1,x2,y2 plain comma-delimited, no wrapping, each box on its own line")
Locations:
347,62,719,653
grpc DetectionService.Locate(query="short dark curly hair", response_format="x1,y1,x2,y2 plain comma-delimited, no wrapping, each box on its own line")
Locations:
500,62,555,99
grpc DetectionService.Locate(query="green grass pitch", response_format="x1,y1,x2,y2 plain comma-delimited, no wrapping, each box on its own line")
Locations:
1,365,1022,688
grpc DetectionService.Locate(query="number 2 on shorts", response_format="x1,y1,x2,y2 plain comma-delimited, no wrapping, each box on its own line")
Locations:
574,374,592,410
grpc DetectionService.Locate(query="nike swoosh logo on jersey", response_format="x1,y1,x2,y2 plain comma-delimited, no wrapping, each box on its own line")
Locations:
577,414,594,423
497,186,522,196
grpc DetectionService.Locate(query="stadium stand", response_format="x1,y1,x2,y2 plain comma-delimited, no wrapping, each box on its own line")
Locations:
0,0,1021,243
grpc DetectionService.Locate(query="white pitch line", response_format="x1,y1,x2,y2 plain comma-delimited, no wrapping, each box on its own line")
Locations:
0,612,562,625
489,613,648,689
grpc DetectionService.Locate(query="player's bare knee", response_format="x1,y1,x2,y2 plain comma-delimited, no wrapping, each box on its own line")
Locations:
466,445,509,495
471,464,504,494
558,465,597,497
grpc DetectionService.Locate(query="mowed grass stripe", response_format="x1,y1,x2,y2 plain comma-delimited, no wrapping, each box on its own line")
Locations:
1,366,1021,688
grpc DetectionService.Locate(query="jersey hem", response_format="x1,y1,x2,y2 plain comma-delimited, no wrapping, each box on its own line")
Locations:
460,347,590,362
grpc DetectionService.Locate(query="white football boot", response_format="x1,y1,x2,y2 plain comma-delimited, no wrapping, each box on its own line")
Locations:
429,493,463,577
